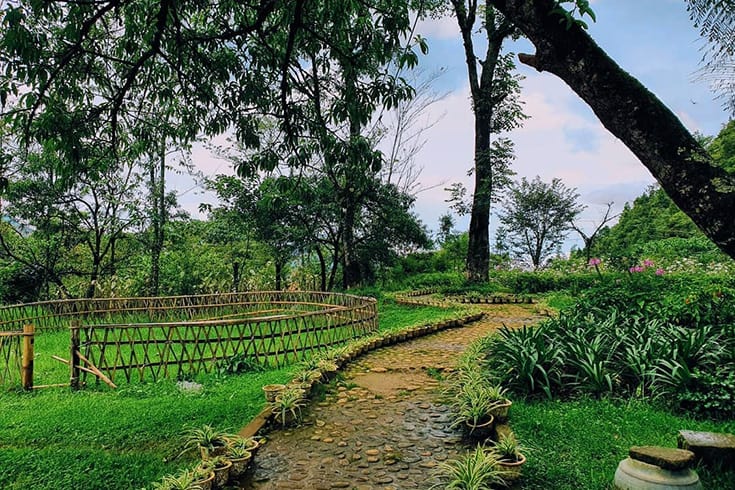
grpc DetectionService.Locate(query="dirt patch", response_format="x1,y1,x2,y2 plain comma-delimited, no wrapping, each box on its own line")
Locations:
353,370,433,397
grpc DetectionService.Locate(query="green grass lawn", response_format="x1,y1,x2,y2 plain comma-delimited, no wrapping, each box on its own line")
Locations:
0,300,465,489
511,398,735,489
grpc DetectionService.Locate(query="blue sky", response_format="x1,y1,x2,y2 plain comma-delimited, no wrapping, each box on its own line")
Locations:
182,1,730,252
403,0,730,250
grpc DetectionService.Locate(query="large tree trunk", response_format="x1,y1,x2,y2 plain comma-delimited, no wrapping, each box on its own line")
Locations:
490,0,735,257
452,1,513,282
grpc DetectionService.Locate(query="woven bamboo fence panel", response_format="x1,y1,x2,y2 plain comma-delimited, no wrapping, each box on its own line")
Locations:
0,291,370,332
75,292,377,384
0,331,22,388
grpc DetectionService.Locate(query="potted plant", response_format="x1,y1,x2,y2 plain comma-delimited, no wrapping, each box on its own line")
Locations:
262,383,286,402
205,456,233,489
290,369,320,390
181,425,232,459
224,443,252,478
272,387,307,427
316,358,338,381
486,384,512,422
492,433,527,483
152,469,203,490
192,463,215,490
450,385,497,440
226,434,260,453
434,445,505,489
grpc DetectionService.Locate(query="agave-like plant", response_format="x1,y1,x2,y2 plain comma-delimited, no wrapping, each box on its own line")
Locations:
433,445,505,490
180,425,232,458
272,388,307,427
152,469,203,490
492,433,525,463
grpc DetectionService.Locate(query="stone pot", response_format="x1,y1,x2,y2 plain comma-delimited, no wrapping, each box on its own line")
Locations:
228,451,252,478
194,470,215,490
213,459,233,488
613,457,702,490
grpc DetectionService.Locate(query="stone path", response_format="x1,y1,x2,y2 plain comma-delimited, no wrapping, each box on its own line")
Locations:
237,303,542,490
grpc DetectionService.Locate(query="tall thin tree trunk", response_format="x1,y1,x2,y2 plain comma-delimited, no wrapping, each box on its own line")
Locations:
149,140,166,297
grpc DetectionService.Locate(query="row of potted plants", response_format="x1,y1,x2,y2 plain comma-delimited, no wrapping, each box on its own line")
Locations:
441,339,527,486
151,426,260,490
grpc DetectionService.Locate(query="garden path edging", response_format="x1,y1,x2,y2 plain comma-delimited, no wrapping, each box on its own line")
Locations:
237,305,483,439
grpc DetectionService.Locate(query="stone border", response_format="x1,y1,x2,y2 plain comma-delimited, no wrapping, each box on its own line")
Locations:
239,308,484,438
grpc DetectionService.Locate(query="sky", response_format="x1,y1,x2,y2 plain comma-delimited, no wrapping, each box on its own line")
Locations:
175,0,731,252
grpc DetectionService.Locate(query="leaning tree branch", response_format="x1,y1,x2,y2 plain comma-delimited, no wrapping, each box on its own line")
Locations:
489,0,735,259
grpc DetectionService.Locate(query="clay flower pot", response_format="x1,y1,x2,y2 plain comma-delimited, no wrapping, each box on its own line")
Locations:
262,384,286,403
497,452,526,483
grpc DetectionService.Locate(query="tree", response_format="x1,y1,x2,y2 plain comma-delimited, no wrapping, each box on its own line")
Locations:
487,0,735,260
447,0,526,282
0,145,142,298
498,176,583,268
687,0,735,114
0,1,423,185
570,202,617,264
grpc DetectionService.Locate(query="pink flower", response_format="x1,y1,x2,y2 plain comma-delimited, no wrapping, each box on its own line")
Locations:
588,257,601,266
629,266,644,273
643,259,655,268
655,268,665,276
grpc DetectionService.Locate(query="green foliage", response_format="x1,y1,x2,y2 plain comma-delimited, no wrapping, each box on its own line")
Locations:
593,185,703,268
215,353,266,376
550,0,597,30
435,445,505,490
708,119,735,172
487,275,735,417
0,368,292,489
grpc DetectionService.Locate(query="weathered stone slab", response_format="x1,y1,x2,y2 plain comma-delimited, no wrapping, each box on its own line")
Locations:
629,446,694,470
678,430,735,466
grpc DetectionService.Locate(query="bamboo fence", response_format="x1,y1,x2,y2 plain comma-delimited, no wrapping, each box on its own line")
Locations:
0,331,22,387
0,291,376,388
0,325,34,390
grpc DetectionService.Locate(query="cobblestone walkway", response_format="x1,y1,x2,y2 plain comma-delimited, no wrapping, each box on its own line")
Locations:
238,303,542,490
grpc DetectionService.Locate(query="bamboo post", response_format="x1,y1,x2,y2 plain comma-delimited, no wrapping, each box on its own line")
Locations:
70,320,81,390
21,324,34,390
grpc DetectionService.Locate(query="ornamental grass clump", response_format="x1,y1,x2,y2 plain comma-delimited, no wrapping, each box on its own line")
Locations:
434,445,505,490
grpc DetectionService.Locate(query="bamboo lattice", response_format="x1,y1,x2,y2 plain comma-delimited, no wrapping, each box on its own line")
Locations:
73,291,378,384
0,331,22,388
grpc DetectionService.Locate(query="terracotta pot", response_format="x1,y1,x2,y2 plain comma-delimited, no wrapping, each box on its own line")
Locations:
262,384,286,403
497,452,526,483
195,471,215,490
228,451,252,478
212,459,233,488
489,399,513,422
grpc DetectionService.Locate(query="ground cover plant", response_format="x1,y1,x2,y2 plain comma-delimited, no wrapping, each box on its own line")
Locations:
0,299,465,489
486,269,735,418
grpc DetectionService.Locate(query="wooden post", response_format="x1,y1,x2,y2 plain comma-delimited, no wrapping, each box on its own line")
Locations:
70,320,81,390
21,324,34,390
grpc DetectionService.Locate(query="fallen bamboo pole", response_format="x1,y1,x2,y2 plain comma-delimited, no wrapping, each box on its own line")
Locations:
76,350,117,389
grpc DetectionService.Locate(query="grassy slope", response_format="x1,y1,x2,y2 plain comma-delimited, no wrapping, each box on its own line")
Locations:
0,300,463,490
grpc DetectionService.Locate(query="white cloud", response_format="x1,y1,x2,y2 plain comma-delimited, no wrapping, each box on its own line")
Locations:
416,15,459,41
411,69,657,240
